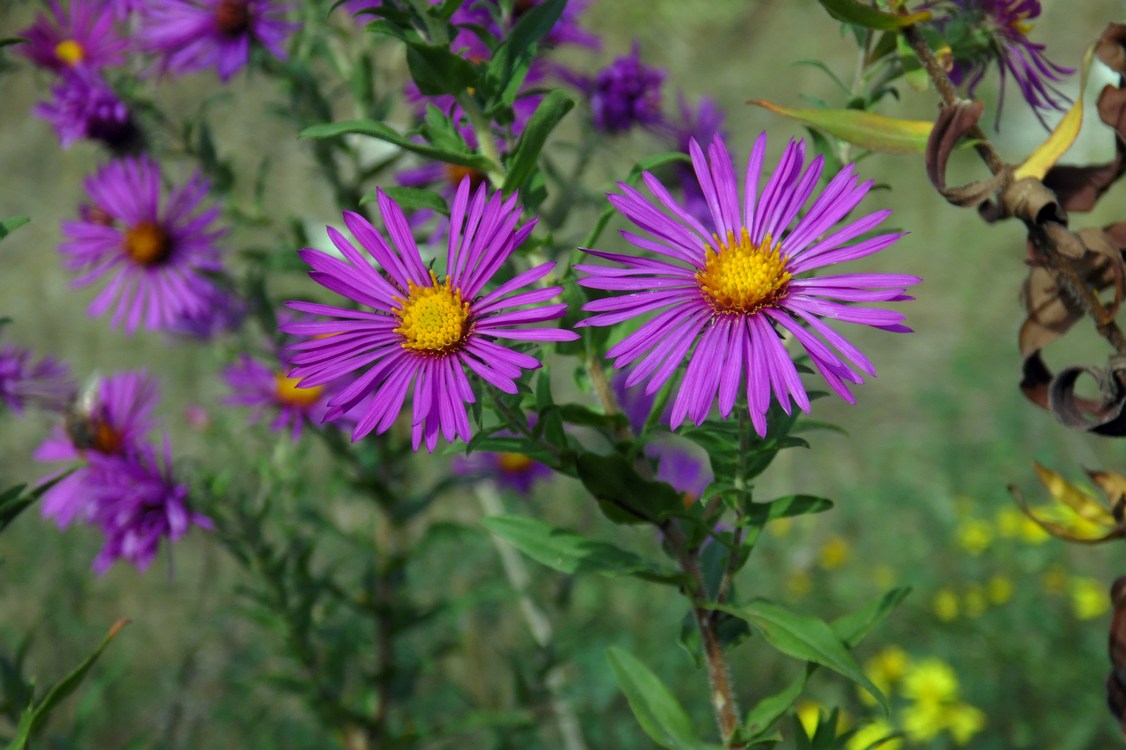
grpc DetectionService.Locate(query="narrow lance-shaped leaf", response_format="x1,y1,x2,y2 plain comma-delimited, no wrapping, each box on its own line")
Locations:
606,647,723,750
718,599,889,712
749,100,933,154
1015,44,1097,181
503,89,575,194
300,120,494,170
816,0,932,30
0,216,29,241
6,619,130,750
361,186,450,215
481,515,680,584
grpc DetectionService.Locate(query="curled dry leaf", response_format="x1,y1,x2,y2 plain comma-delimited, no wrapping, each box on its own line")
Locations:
924,99,1010,207
1009,461,1126,543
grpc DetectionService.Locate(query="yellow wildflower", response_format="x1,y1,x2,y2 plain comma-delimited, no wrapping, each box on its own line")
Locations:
945,702,987,745
901,659,960,705
986,574,1014,605
1042,565,1068,595
818,535,850,570
1069,577,1110,620
901,699,947,743
963,584,987,618
955,518,993,555
994,506,1049,543
1011,462,1126,543
769,517,793,537
786,570,812,598
871,565,896,589
846,718,902,750
933,588,959,622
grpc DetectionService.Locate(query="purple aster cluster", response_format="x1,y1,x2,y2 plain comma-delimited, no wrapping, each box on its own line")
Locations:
453,450,553,496
930,0,1073,125
566,42,666,134
577,133,919,436
33,67,141,153
283,178,579,452
59,155,229,334
35,371,209,573
0,339,76,416
139,0,296,82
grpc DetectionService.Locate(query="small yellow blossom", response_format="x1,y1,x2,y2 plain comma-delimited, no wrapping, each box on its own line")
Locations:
846,718,902,750
901,699,947,743
994,506,1049,543
963,585,987,618
786,570,812,597
769,517,793,537
901,659,960,705
933,588,959,622
955,518,994,555
863,645,909,705
872,565,896,589
986,574,1014,605
1042,565,1068,595
1069,577,1110,620
818,535,850,570
946,702,987,745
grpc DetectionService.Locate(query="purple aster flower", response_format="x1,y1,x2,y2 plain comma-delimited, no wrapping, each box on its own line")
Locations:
18,0,128,74
566,41,666,134
650,441,712,504
0,343,75,416
933,0,1073,126
35,370,161,527
576,133,919,436
167,285,247,339
668,94,728,227
86,436,211,574
453,450,553,495
33,68,142,152
59,156,228,334
140,0,295,81
283,177,579,452
223,353,331,441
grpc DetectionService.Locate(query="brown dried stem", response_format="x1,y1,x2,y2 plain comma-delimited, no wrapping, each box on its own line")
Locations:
905,24,1126,357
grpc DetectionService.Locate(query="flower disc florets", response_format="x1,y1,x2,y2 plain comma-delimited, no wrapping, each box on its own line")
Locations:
394,270,471,355
696,229,791,315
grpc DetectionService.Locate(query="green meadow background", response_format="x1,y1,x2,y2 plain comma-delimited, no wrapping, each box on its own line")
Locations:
2,0,1125,747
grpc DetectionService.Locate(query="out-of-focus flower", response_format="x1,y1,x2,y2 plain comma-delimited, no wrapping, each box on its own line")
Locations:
902,658,960,705
649,441,712,504
140,0,295,81
86,437,211,574
928,0,1073,126
565,42,665,134
454,450,553,496
1042,565,1068,595
986,574,1013,605
284,178,578,451
933,588,959,621
223,353,330,442
963,584,987,617
668,94,727,224
166,286,247,339
1011,462,1126,543
0,342,75,415
33,68,142,152
944,703,987,745
955,516,994,555
1069,576,1110,620
994,505,1049,544
846,718,902,750
35,371,160,527
59,156,228,333
577,133,918,435
817,535,850,570
865,645,909,698
19,0,128,74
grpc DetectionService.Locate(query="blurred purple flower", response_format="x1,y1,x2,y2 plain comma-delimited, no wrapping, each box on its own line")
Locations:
18,0,128,74
0,343,75,416
650,441,711,503
936,0,1073,126
35,370,160,527
167,286,247,340
33,68,142,152
222,353,330,441
140,0,295,81
283,178,578,451
86,437,211,574
59,156,228,333
668,94,727,227
566,42,665,134
453,450,552,495
577,133,919,435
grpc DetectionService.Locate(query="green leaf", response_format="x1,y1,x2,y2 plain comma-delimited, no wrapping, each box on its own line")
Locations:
606,647,721,750
481,515,679,584
0,216,29,241
741,589,909,739
576,451,685,525
405,41,479,96
362,186,450,215
482,0,566,107
0,475,69,534
718,600,887,712
300,120,493,170
815,0,931,30
503,89,575,194
744,495,834,527
6,619,129,750
749,100,932,154
0,38,27,49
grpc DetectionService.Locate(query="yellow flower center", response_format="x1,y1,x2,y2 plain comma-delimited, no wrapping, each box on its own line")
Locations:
393,270,471,355
67,414,125,455
274,372,324,408
695,228,791,315
497,452,534,474
54,39,85,66
444,164,488,189
1010,12,1034,37
122,221,172,266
